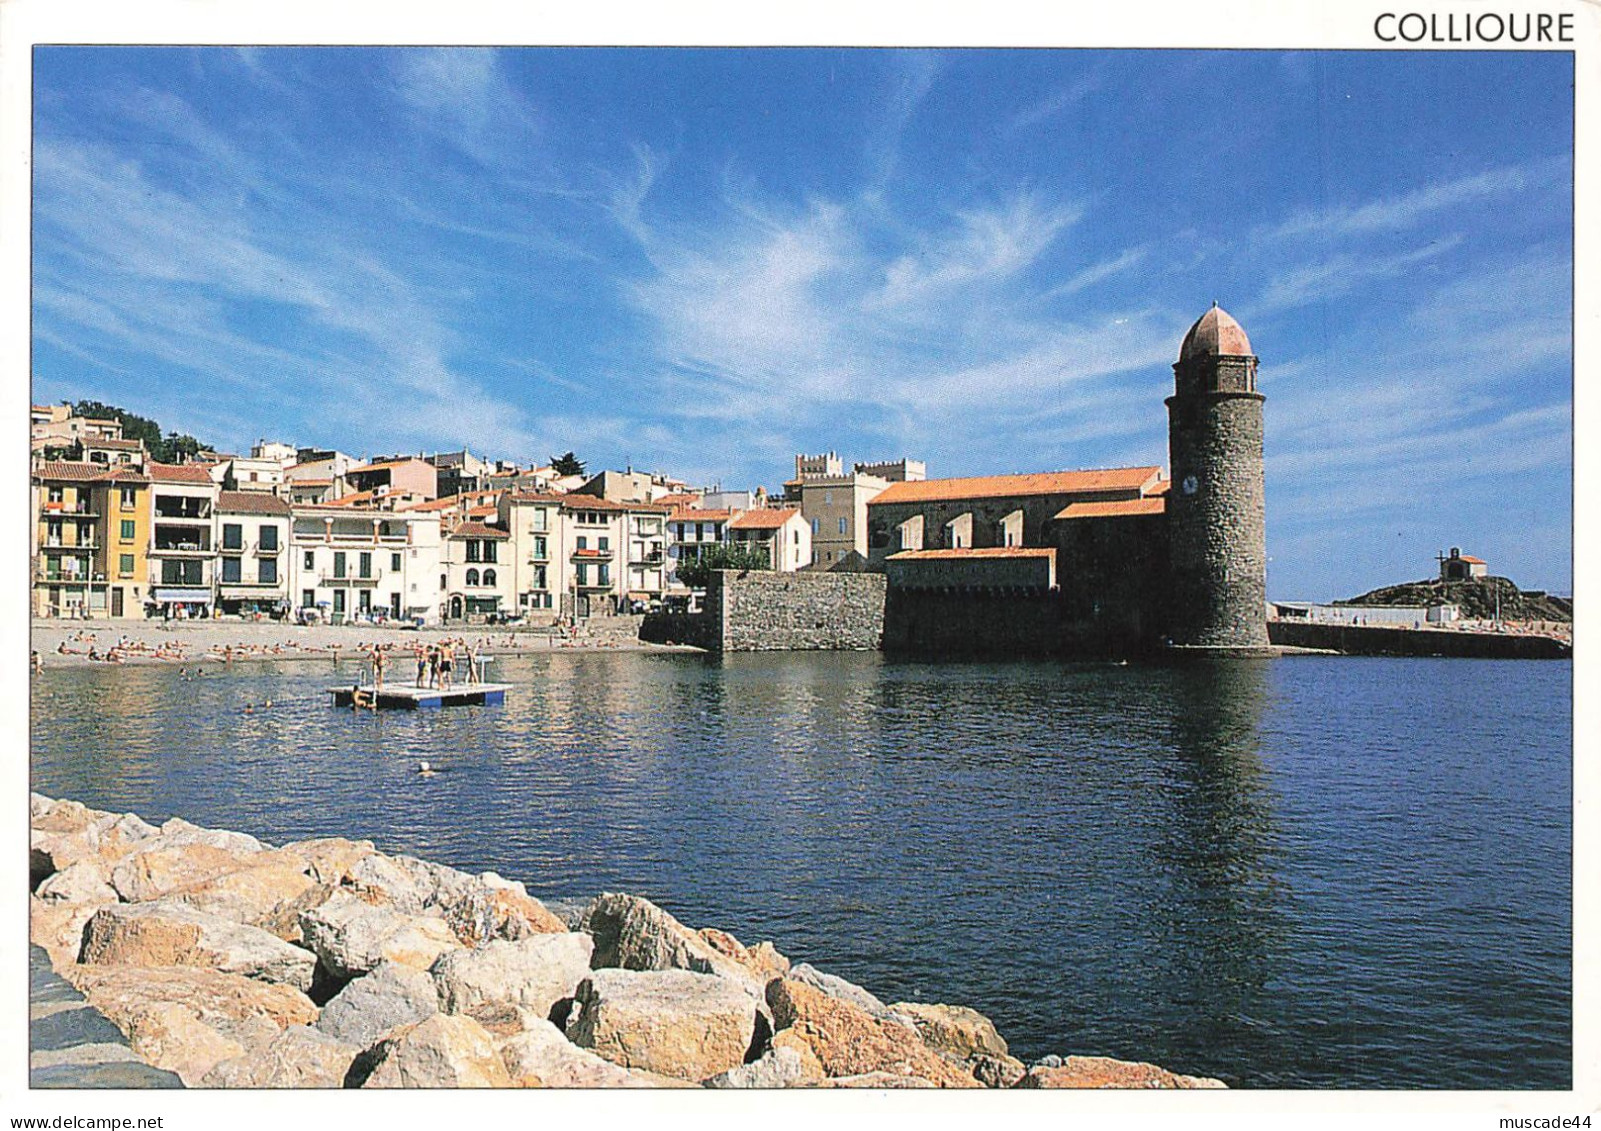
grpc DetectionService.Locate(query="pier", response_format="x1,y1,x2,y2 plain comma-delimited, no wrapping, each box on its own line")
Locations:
328,682,512,709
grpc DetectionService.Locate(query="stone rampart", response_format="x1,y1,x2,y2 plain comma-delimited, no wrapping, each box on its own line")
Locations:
709,570,886,652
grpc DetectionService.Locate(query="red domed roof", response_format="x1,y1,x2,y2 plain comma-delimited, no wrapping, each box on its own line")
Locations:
1178,303,1253,362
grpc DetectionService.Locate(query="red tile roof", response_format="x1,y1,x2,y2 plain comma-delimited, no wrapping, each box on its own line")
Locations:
1054,497,1168,521
401,495,464,512
449,521,509,540
1457,555,1485,564
670,507,732,522
887,548,1056,561
216,491,292,515
324,490,376,507
869,467,1163,506
729,508,800,531
33,460,115,483
148,462,218,485
560,495,670,514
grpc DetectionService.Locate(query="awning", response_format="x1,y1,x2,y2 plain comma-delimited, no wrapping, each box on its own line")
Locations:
154,588,209,603
218,586,283,599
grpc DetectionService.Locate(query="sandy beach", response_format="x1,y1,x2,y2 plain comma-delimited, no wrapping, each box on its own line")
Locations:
30,618,702,671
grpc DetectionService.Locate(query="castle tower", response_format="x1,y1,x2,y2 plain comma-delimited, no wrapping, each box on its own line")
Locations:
1165,303,1269,650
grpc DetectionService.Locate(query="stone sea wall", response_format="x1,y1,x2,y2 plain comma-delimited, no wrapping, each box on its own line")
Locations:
1268,620,1572,659
29,795,1225,1090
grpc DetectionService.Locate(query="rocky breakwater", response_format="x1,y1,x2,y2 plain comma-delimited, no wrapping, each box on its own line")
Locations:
30,795,1226,1090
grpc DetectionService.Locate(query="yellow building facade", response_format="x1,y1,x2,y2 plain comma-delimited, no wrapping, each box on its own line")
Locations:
32,461,150,619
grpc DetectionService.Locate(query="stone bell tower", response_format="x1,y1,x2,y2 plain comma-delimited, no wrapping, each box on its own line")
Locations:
1165,303,1269,650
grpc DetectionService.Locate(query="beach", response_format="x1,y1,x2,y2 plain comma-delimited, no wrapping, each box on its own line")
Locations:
31,618,702,671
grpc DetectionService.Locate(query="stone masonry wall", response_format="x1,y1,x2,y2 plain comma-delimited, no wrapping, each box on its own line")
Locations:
710,570,886,652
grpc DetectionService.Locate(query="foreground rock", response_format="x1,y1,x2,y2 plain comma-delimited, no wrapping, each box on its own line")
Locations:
298,892,460,980
499,1019,663,1088
314,961,439,1050
1019,1057,1227,1089
198,1026,358,1088
61,965,318,1085
765,978,979,1088
890,1001,1010,1060
29,797,1226,1090
431,933,594,1024
567,968,760,1081
79,901,317,991
352,1014,512,1088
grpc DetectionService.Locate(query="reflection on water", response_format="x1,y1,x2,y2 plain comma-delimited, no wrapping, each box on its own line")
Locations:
30,652,1569,1088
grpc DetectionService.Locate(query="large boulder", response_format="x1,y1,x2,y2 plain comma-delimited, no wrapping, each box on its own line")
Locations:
63,964,318,1085
353,1013,513,1088
344,853,430,913
166,858,322,936
198,1025,358,1087
765,978,979,1088
578,893,752,983
697,928,791,979
274,837,377,885
431,933,594,1022
889,1001,1010,1060
315,960,440,1049
30,895,113,969
32,809,159,882
498,1018,661,1088
153,817,266,855
298,892,459,980
566,968,761,1081
788,962,899,1020
445,882,569,947
35,858,118,905
110,843,263,904
78,901,317,991
1018,1057,1227,1089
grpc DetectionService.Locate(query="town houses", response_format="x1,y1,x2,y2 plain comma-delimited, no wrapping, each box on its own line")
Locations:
29,401,922,623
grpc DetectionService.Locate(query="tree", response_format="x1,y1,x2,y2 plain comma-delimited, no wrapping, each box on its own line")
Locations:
548,451,586,477
674,542,771,589
71,400,210,463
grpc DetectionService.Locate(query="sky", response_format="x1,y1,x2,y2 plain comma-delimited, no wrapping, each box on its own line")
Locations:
30,47,1572,600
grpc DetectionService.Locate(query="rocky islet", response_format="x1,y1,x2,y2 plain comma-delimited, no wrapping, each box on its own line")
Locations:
29,793,1227,1090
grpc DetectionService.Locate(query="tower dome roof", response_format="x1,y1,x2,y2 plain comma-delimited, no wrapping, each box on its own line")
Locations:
1178,303,1253,362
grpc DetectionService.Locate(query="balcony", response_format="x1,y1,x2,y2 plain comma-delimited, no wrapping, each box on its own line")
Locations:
319,572,379,586
572,547,614,561
152,506,208,522
150,542,212,557
35,566,99,585
42,538,99,551
41,501,97,517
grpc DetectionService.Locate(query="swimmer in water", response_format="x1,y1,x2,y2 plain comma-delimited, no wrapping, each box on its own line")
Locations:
417,760,438,777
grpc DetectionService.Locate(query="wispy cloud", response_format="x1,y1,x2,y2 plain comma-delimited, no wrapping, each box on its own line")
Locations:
1266,161,1559,241
1253,236,1464,314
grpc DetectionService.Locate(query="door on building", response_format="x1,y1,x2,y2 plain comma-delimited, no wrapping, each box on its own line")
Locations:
449,595,462,619
390,593,401,618
111,588,123,617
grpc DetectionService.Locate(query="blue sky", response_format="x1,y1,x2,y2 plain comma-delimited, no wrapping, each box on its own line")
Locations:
31,47,1572,599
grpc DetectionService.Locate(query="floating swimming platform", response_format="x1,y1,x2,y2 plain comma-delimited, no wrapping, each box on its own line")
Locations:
328,682,512,710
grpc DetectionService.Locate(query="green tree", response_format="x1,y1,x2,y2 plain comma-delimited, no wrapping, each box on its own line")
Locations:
72,400,163,451
674,542,771,588
549,451,586,477
70,401,210,463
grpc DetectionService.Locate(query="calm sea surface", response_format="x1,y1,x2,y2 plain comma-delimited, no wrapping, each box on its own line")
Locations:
30,652,1570,1089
